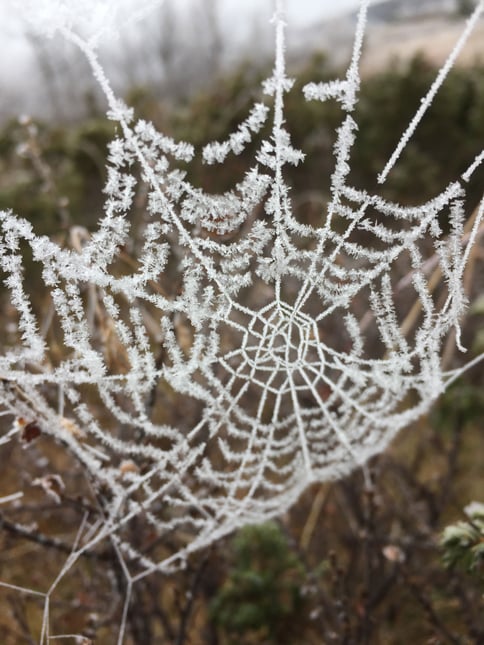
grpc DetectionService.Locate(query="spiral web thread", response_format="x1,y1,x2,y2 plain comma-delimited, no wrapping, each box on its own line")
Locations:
0,1,484,642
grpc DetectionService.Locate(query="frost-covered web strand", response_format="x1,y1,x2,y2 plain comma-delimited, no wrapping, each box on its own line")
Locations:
463,149,484,182
378,0,484,184
202,104,270,164
64,30,232,293
343,0,368,111
303,0,368,111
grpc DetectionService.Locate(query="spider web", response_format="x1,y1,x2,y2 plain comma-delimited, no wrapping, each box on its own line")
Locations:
1,1,484,642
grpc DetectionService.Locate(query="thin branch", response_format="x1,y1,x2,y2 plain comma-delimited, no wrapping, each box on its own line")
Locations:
0,512,111,561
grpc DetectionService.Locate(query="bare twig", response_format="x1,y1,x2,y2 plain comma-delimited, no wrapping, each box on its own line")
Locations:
0,512,110,561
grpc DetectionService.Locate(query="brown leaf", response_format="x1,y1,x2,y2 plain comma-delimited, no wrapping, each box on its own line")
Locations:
16,418,42,444
119,460,139,475
33,474,65,504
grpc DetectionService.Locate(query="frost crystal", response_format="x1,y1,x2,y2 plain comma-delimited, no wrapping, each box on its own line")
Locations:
1,0,484,617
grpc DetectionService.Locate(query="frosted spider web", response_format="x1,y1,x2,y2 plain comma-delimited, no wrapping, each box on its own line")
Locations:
1,1,484,642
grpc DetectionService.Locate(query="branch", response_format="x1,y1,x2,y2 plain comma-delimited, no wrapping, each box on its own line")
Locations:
0,512,110,561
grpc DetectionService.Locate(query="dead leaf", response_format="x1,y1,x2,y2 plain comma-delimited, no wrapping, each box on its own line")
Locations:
32,474,65,504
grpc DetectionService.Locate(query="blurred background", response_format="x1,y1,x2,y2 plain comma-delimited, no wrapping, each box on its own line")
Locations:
0,0,482,122
0,1,483,643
